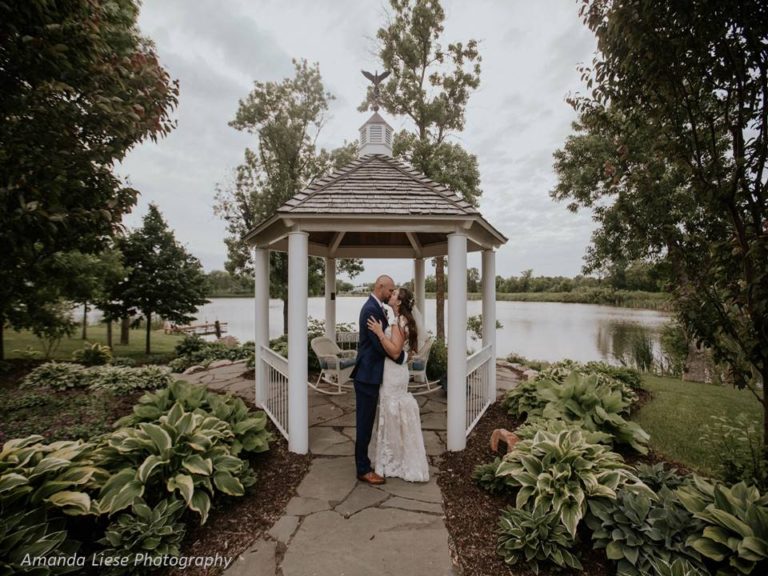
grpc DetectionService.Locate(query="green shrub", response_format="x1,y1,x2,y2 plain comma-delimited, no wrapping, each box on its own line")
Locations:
700,414,766,490
21,362,87,390
95,404,256,524
170,336,254,373
111,356,136,367
72,342,112,366
676,476,768,575
97,497,186,575
6,391,50,410
586,486,706,576
115,380,271,456
496,428,653,537
496,506,582,573
426,338,447,384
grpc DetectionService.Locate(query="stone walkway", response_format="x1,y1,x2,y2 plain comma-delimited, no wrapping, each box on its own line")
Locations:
181,360,518,576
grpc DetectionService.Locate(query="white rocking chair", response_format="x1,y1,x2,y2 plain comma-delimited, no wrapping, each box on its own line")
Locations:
310,336,356,395
407,337,442,395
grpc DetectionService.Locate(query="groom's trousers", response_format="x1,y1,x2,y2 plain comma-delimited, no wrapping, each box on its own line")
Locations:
354,379,380,476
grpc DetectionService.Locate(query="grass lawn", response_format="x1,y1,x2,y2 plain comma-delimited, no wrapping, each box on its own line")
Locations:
633,374,762,475
3,323,184,363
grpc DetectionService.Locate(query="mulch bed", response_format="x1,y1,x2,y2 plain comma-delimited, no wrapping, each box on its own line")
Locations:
168,420,312,576
438,402,613,576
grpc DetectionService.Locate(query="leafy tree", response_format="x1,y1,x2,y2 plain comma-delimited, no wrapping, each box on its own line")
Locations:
215,60,362,333
48,249,126,340
361,0,482,339
553,0,768,456
118,205,208,354
0,0,178,359
466,267,480,293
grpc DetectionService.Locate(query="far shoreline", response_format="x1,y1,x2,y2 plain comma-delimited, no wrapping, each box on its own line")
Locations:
205,290,671,311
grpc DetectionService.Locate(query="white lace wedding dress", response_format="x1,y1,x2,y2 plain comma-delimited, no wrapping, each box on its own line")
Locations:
374,318,429,482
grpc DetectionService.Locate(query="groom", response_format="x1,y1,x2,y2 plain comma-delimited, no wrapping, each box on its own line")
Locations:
351,274,406,485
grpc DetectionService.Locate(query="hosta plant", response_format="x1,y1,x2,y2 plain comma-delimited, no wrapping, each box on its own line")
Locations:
587,487,706,576
95,403,256,524
635,463,689,492
96,497,186,575
0,506,81,575
472,458,511,495
116,379,271,455
72,342,112,366
20,362,87,390
538,360,639,408
501,377,550,418
495,428,653,537
676,476,768,575
515,416,614,446
87,365,174,394
0,435,108,516
496,506,583,574
537,372,650,453
1,436,108,575
650,558,710,576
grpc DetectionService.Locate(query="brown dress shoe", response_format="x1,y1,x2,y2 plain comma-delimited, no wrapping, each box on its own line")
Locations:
357,471,386,485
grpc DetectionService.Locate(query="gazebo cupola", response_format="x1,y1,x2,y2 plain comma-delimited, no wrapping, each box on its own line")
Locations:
358,112,393,156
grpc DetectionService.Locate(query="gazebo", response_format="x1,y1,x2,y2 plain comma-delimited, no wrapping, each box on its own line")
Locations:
244,110,507,454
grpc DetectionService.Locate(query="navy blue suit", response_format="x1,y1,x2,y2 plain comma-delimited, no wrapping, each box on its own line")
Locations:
352,295,405,476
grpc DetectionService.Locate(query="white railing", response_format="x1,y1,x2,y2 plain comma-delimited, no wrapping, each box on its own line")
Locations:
336,331,359,351
260,346,289,440
465,344,494,436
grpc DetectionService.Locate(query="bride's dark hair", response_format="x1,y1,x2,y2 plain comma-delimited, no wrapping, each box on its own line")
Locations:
397,287,418,353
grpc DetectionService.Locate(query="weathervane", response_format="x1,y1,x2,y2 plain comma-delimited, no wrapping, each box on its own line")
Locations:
361,69,390,111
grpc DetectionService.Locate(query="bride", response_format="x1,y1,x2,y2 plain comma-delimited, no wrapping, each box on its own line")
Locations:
366,287,429,482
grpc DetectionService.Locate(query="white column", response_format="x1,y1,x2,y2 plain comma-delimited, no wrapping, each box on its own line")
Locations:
254,247,270,407
288,231,309,454
325,258,336,341
482,249,497,400
447,233,468,451
414,258,425,324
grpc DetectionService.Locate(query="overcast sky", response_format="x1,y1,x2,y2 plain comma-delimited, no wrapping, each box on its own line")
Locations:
118,0,599,283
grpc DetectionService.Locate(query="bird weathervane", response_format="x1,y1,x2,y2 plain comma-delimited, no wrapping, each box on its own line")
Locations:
361,69,390,111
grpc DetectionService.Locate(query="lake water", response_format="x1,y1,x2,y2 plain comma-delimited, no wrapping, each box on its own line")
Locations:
193,297,670,364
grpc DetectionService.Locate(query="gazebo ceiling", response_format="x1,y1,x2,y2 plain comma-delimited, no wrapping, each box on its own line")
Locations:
244,153,507,258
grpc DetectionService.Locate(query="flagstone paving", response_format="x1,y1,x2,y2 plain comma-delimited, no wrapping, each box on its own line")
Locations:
179,359,518,576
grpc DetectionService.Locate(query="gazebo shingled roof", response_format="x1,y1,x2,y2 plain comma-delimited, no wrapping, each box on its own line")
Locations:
244,153,507,258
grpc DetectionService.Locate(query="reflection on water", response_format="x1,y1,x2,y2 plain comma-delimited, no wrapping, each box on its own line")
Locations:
193,297,670,364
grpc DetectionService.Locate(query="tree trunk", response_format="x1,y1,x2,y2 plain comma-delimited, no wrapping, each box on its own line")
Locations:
145,312,151,355
763,366,768,470
106,320,113,348
282,299,289,335
82,303,88,340
120,316,130,345
435,256,445,340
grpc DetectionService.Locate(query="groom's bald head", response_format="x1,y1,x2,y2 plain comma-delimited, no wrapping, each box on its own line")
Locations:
374,275,396,301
